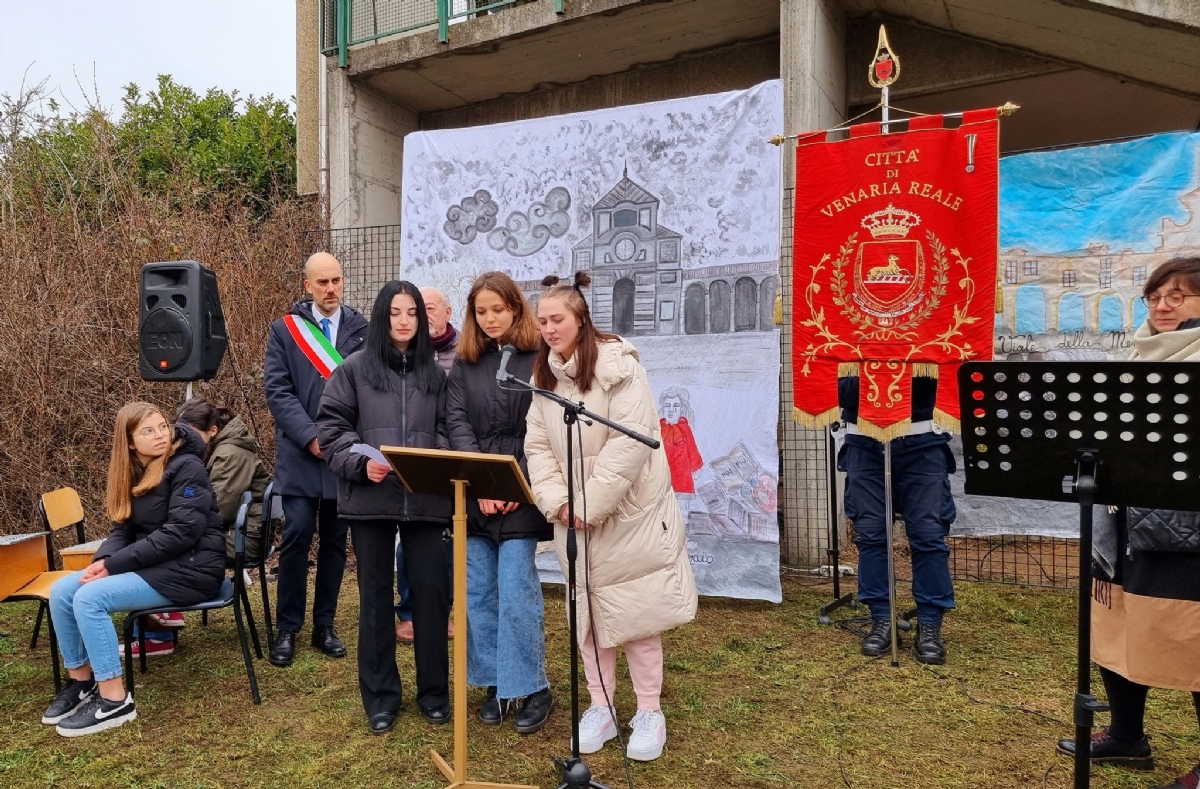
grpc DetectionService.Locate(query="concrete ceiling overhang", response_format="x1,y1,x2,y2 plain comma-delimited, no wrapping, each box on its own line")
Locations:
348,0,780,113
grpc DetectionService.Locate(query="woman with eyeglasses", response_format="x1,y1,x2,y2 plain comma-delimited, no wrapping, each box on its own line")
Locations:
42,403,225,737
1056,256,1200,789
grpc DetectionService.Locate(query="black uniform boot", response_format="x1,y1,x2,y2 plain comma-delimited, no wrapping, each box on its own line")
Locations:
912,620,947,665
860,618,891,657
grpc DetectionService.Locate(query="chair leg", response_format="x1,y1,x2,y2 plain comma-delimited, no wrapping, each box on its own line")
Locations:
30,601,44,650
47,615,61,694
232,593,261,704
138,617,148,675
259,563,275,647
202,610,209,627
240,584,263,659
123,615,136,700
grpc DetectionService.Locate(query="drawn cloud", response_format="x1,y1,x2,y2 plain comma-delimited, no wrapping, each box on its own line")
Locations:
487,187,571,257
443,190,499,245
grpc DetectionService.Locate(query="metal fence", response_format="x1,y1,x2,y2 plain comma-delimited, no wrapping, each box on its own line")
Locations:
300,225,401,314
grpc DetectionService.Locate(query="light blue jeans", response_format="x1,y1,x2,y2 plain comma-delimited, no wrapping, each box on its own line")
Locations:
49,570,173,682
466,536,549,699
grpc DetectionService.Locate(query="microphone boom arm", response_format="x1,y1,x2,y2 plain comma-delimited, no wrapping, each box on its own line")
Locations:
499,373,660,450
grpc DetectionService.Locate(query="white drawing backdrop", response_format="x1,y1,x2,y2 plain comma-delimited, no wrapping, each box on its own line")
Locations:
402,81,784,602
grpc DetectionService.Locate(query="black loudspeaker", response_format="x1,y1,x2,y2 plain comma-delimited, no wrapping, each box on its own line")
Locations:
139,261,228,381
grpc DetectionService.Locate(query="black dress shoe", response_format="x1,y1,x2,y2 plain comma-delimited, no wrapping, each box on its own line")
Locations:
1056,729,1154,769
861,618,891,657
269,630,296,667
514,687,554,735
368,712,397,735
422,703,451,725
912,621,947,665
478,686,504,725
312,625,347,658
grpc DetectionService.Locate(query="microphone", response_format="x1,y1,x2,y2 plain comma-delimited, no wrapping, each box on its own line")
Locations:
496,344,517,384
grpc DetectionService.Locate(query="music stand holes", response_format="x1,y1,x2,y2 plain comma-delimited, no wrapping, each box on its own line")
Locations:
1000,462,1012,471
974,408,986,418
1148,432,1162,442
1148,413,1162,424
1120,413,1134,423
972,390,984,401
1095,430,1109,441
1021,428,1033,438
1094,373,1108,383
1020,411,1033,420
1018,372,1031,383
997,409,1009,419
995,391,1008,401
1094,393,1108,403
978,460,989,469
1045,429,1057,439
1120,393,1135,403
1019,391,1032,401
1044,411,1057,421
1148,393,1162,404
1173,471,1187,481
971,372,984,383
1120,431,1134,441
975,426,987,436
1147,372,1162,384
999,445,1011,454
1068,373,1081,383
1176,414,1189,425
994,372,1007,383
1094,412,1108,422
1043,372,1056,383
1120,373,1134,384
1174,433,1189,444
1174,452,1188,463
1043,392,1056,402
1069,430,1083,439
998,427,1010,437
1175,373,1190,385
976,444,988,453
1175,393,1190,405
1069,412,1082,421
1069,393,1082,402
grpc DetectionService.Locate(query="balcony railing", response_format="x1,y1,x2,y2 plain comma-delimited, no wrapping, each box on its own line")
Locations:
320,0,565,66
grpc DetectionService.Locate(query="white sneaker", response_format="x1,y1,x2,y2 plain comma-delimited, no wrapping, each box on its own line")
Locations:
574,705,617,754
626,709,667,761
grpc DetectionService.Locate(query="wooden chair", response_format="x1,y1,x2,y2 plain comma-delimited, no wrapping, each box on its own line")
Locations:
3,488,88,692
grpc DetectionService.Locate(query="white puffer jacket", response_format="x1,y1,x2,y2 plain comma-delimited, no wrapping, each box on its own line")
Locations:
525,338,698,648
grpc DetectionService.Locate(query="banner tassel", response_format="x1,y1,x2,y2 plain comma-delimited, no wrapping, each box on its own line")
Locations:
794,406,841,430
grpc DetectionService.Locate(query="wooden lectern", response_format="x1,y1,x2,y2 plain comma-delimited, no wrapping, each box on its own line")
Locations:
381,446,540,789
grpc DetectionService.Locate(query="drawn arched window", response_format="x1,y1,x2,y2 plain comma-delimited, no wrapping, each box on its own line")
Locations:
613,278,635,335
710,280,731,333
759,276,778,331
1098,294,1123,333
1133,297,1149,330
684,283,706,335
1057,292,1085,333
1015,283,1046,334
614,209,638,228
734,277,758,331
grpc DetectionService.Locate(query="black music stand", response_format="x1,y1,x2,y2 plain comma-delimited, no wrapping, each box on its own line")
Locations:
381,446,539,789
958,361,1200,789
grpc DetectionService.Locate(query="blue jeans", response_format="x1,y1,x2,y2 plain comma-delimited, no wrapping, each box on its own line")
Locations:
840,433,957,626
466,535,548,699
49,570,173,682
395,538,453,622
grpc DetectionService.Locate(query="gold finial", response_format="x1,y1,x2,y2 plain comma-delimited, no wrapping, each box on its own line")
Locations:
868,25,900,89
768,134,786,146
998,102,1021,117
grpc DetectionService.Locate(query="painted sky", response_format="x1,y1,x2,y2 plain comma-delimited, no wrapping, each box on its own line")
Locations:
1000,132,1200,255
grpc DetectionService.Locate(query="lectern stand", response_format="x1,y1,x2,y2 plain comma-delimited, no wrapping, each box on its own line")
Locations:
958,361,1200,789
382,446,540,789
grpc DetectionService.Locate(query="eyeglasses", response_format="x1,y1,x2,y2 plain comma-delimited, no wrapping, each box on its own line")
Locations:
1141,293,1200,308
137,425,172,439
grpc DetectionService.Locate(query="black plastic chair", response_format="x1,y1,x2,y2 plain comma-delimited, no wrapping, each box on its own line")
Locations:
242,481,282,647
122,492,262,704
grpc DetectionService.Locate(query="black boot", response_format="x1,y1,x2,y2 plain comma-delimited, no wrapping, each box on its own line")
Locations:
1055,729,1153,770
861,618,891,657
311,625,347,658
269,630,296,667
912,620,947,665
478,686,505,725
514,687,554,735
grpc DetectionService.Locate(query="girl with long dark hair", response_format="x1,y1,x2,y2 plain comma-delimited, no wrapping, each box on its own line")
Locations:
446,271,554,733
317,280,453,733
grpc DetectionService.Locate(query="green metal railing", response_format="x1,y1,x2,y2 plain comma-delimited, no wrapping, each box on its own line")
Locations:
321,0,565,66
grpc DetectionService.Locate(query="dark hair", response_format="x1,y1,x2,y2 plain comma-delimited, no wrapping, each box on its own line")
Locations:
363,280,445,394
532,271,619,394
458,271,540,363
176,397,235,434
1144,256,1200,299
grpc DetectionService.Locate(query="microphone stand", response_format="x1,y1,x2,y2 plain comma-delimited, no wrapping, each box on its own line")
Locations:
499,371,659,789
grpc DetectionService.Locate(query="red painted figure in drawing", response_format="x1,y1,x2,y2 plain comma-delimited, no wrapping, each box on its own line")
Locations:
658,387,703,494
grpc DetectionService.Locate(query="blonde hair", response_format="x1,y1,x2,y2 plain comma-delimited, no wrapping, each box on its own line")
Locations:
106,402,178,523
458,271,541,363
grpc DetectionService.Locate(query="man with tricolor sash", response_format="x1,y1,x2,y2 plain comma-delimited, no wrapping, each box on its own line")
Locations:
264,252,369,667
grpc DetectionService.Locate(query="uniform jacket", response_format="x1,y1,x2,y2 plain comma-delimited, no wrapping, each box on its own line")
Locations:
264,300,368,498
525,338,698,648
205,416,272,561
316,349,452,524
95,425,226,606
446,344,552,542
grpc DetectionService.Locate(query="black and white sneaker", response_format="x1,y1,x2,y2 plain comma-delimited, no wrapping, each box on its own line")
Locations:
41,678,97,724
55,693,137,737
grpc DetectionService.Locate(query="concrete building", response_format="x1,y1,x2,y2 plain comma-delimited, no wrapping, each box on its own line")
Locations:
296,0,1200,566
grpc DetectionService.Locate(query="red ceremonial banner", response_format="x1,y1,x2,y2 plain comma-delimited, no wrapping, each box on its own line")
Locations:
791,110,999,440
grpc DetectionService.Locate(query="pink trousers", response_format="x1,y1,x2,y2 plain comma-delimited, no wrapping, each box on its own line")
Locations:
580,631,664,712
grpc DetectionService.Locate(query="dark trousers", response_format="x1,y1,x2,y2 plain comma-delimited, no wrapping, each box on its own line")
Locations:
1101,666,1200,742
352,519,450,716
840,433,957,625
394,538,454,622
276,496,348,634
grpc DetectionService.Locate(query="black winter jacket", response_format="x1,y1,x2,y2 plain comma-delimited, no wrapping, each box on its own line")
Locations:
446,345,553,542
264,300,368,497
316,349,453,524
94,425,226,606
1127,507,1200,554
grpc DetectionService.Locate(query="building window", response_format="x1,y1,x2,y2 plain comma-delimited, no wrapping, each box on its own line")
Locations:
1063,270,1077,288
639,208,652,230
1099,258,1113,288
1023,260,1038,277
658,301,675,321
1004,260,1017,285
659,272,677,284
1133,266,1147,286
598,213,611,235
614,209,638,228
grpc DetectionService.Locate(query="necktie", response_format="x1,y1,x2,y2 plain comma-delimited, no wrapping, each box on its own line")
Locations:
320,318,332,340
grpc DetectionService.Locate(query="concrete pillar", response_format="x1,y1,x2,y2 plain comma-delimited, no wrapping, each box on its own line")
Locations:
778,0,846,568
296,0,320,196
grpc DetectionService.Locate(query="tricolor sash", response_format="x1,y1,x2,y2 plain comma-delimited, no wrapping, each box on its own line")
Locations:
283,314,343,379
